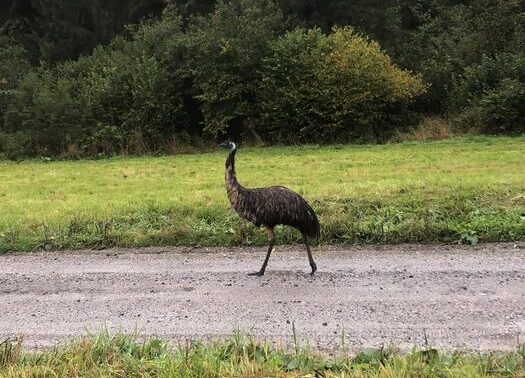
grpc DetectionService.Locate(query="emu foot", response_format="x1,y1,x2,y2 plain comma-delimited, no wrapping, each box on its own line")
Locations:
248,271,264,277
310,263,317,276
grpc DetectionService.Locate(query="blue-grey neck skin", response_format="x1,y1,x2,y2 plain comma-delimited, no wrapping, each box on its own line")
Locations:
225,143,237,171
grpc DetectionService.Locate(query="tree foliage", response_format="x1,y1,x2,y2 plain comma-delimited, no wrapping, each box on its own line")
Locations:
450,53,525,134
186,0,286,138
259,27,425,143
1,5,190,157
0,0,523,158
0,0,167,63
398,0,525,114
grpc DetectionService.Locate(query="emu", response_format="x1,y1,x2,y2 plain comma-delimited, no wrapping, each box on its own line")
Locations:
220,141,320,276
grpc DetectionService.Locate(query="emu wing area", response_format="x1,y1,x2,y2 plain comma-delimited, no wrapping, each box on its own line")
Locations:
239,186,318,236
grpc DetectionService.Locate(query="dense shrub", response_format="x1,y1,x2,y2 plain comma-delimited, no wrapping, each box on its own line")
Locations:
5,0,522,158
0,36,31,89
1,0,524,159
399,0,525,116
1,4,426,157
1,5,192,157
450,53,525,134
186,0,286,139
1,68,84,157
258,27,425,143
74,5,192,154
0,37,32,157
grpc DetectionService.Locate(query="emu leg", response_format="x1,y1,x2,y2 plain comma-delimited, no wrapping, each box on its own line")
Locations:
248,227,275,276
303,234,317,275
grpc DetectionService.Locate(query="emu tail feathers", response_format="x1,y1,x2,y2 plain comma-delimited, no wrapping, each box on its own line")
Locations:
304,202,320,241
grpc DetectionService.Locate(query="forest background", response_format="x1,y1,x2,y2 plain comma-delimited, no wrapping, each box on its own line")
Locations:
0,0,523,158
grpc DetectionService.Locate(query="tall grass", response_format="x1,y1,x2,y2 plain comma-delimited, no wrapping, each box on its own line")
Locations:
1,331,524,377
1,136,524,252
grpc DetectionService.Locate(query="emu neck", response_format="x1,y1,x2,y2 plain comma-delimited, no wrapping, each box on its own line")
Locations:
225,149,242,195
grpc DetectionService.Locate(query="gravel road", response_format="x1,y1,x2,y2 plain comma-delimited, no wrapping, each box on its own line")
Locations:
1,243,524,352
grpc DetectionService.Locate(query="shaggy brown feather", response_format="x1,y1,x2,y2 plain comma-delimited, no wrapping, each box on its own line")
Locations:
222,142,319,276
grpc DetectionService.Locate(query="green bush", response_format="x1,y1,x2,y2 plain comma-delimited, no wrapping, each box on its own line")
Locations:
0,37,31,90
186,0,286,139
258,27,425,143
1,5,192,158
400,0,525,115
0,37,33,157
71,5,191,154
450,53,525,134
2,68,84,157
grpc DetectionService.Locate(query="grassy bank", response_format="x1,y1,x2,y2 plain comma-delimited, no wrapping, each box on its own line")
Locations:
1,136,524,252
1,331,524,377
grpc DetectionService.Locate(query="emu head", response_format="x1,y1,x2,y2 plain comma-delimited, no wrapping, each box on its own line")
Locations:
220,140,236,152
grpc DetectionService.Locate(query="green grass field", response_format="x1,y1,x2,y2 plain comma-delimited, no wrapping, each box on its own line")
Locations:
1,136,524,252
1,331,524,377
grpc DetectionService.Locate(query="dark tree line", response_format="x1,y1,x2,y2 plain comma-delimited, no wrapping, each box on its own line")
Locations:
0,0,524,158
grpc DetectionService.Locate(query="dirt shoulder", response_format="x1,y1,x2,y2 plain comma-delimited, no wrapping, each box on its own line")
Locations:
1,243,524,352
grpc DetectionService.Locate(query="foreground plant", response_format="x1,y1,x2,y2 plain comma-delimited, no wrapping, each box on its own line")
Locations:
1,331,524,377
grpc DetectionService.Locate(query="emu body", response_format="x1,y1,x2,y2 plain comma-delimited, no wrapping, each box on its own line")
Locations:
221,141,319,276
